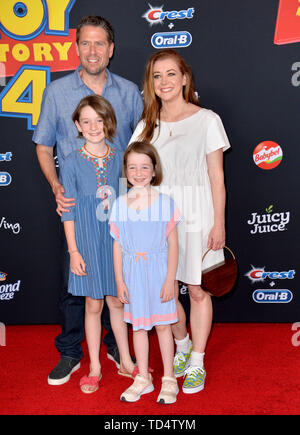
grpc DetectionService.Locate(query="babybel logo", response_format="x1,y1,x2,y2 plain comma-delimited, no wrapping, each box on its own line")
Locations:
253,141,283,170
274,0,300,45
151,31,192,48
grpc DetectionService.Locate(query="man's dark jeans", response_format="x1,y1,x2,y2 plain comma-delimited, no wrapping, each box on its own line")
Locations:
54,224,117,361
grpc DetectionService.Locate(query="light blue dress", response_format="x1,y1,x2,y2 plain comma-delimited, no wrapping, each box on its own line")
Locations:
61,145,122,299
110,193,181,331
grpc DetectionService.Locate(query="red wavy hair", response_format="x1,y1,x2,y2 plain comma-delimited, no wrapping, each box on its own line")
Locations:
139,49,200,142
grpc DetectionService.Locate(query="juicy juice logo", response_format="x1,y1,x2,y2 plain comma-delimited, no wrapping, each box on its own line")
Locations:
253,141,283,170
0,0,77,130
247,205,290,235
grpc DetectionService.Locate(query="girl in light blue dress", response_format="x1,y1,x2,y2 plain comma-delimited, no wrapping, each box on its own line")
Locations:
110,141,181,404
61,95,135,394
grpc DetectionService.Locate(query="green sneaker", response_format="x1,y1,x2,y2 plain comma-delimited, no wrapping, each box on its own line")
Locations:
173,340,192,378
182,366,206,394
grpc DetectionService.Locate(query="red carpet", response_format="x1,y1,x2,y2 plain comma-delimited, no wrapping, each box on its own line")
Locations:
0,323,299,415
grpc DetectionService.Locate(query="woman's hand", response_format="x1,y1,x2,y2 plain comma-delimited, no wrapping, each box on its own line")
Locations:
207,224,225,251
206,149,226,251
117,281,129,304
70,251,87,276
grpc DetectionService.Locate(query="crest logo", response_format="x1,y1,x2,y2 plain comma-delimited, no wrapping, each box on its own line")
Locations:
143,5,194,26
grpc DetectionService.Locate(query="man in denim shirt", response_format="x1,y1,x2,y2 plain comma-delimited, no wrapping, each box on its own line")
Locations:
33,16,143,386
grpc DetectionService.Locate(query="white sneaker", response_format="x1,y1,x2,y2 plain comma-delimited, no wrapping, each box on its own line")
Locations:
120,374,154,402
157,376,179,404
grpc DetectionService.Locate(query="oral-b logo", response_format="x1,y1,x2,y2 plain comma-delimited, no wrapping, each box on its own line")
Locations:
0,172,12,186
151,31,192,48
252,289,293,303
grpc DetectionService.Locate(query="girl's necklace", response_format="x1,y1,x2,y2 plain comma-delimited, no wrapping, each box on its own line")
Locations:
83,143,109,159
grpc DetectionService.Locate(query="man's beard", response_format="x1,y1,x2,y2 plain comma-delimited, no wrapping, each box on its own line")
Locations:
82,63,106,76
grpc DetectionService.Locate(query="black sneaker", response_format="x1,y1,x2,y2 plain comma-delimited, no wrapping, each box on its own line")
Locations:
107,346,121,368
107,347,136,369
48,357,81,385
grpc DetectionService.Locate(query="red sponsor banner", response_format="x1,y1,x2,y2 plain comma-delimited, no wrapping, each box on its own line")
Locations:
274,0,300,45
0,28,79,77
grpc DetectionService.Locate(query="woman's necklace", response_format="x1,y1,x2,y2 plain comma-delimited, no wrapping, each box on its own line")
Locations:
161,117,174,136
161,102,190,136
83,143,109,159
167,122,174,137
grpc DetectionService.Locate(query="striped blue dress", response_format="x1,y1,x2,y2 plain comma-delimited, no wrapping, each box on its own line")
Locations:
110,193,181,331
61,145,122,299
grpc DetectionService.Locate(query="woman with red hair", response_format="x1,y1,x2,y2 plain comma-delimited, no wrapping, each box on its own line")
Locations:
130,49,231,394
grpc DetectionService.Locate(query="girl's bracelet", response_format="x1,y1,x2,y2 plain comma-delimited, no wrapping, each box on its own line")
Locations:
68,249,79,254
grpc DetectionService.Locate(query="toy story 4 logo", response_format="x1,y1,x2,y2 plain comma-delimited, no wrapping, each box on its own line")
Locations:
274,0,300,44
0,0,78,130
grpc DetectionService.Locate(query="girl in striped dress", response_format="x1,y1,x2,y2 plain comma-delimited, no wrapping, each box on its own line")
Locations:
61,95,135,393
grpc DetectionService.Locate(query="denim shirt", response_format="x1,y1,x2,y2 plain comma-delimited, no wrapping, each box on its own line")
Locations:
32,67,143,173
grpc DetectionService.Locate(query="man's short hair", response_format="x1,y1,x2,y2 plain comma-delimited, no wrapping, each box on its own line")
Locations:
76,15,115,45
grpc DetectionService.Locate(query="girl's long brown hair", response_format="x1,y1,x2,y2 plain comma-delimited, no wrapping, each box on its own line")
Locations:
139,49,200,142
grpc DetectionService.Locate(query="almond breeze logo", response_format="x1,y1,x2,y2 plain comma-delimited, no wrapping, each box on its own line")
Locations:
247,205,290,235
0,273,21,301
151,31,192,48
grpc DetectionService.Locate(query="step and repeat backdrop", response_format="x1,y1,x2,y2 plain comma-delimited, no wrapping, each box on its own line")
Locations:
0,0,299,324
